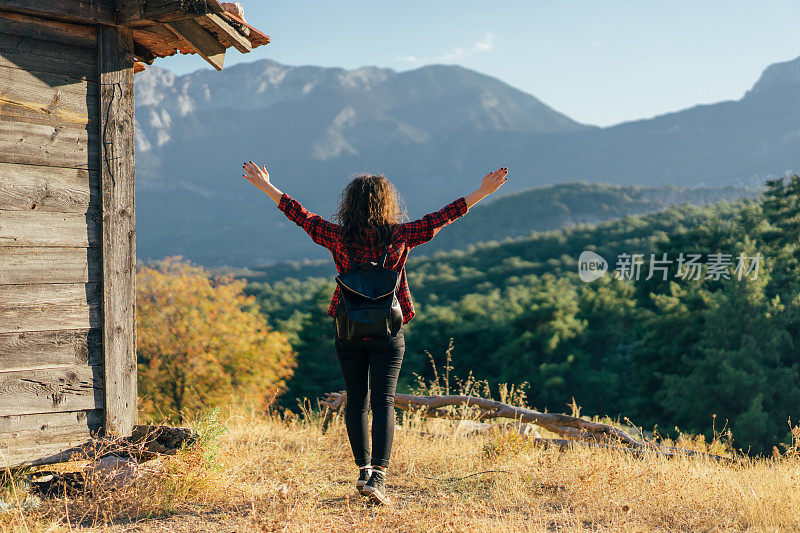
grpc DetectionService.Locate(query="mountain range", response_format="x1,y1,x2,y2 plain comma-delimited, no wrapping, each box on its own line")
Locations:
134,55,799,266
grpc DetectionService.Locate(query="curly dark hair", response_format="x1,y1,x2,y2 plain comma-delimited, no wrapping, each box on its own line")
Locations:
334,174,407,249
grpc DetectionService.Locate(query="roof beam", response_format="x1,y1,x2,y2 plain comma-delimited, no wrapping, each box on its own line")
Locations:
116,0,225,25
133,40,157,64
164,18,225,70
0,0,225,27
201,13,250,53
0,0,115,25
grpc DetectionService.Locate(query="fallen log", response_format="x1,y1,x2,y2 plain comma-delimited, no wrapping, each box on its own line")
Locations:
320,391,640,444
320,391,730,461
525,438,726,459
394,424,724,460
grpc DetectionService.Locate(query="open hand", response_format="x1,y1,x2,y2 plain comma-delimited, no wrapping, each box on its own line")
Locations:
243,161,271,190
480,167,508,195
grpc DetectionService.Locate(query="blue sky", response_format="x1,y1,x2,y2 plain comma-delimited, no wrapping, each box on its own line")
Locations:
161,1,800,127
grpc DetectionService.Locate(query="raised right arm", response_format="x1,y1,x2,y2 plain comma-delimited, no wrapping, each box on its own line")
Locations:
399,197,469,249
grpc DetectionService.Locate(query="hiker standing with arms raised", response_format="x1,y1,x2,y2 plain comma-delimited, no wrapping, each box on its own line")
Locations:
242,162,508,504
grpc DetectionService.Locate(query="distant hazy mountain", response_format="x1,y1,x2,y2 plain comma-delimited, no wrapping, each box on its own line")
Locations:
134,60,589,266
134,56,797,267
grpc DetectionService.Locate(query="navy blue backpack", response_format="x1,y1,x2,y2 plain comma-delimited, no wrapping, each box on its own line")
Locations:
334,245,403,340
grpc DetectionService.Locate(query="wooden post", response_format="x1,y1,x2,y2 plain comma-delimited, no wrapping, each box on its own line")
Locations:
98,25,136,437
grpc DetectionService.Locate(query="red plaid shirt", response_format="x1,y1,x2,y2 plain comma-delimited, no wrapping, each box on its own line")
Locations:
277,193,469,324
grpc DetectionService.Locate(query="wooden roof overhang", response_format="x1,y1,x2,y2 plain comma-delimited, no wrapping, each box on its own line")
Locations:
0,0,270,71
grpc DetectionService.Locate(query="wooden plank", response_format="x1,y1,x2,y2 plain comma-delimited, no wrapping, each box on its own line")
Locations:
0,31,96,81
0,118,98,170
0,2,115,25
0,246,101,284
200,13,250,53
164,18,225,71
0,10,96,48
0,410,103,468
0,408,102,434
0,430,94,467
0,64,97,129
0,282,101,307
0,365,104,417
98,26,137,438
0,208,101,246
0,328,102,371
0,210,101,247
0,162,99,214
0,304,101,335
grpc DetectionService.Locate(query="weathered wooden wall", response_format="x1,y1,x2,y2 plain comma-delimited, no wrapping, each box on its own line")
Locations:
0,10,105,467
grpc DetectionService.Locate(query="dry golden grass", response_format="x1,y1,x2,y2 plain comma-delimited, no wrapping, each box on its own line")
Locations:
2,404,800,532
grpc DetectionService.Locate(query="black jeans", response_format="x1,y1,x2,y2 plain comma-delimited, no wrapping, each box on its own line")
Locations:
334,327,405,469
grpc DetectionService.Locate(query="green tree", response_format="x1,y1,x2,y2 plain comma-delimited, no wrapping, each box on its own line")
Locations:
656,254,797,453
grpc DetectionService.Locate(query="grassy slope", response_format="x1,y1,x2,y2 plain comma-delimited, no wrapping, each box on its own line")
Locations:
2,407,799,531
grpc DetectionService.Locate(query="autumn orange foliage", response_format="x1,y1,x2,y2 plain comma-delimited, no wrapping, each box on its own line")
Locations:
136,257,295,420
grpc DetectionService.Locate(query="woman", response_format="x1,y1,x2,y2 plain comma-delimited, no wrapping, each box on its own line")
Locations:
242,162,508,504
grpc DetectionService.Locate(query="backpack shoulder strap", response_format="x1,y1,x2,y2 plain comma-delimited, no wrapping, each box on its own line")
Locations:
379,245,390,267
345,245,357,270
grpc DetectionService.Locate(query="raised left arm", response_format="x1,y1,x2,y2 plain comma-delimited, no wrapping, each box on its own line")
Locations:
276,193,340,248
243,161,339,249
243,161,283,204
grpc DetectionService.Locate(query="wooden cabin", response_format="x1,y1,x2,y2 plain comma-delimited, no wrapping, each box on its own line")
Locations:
0,0,269,468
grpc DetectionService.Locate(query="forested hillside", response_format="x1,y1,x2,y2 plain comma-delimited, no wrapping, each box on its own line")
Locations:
246,177,800,454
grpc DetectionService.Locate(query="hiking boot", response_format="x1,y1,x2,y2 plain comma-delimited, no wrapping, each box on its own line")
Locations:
361,469,390,505
356,466,372,494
